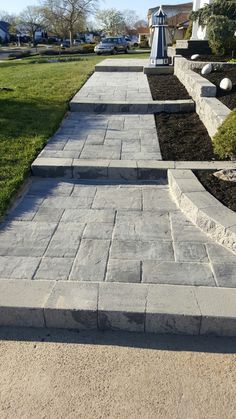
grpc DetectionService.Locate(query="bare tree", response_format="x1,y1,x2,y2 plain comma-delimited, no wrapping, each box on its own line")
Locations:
42,0,98,45
96,8,126,35
18,6,45,45
122,10,140,34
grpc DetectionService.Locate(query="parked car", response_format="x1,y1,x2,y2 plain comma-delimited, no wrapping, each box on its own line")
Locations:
125,36,139,48
73,39,84,46
94,37,129,55
60,40,71,48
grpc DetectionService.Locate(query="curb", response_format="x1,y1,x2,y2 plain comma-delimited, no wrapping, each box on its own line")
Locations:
0,280,236,336
168,169,236,255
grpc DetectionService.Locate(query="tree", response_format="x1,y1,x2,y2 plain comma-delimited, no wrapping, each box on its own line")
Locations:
122,10,140,34
96,8,125,35
42,0,98,45
18,6,45,45
191,0,236,55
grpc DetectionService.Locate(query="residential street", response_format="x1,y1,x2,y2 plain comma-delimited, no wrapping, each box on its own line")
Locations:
0,328,235,419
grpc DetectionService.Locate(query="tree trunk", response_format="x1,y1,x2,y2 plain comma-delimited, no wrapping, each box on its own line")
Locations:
69,29,73,46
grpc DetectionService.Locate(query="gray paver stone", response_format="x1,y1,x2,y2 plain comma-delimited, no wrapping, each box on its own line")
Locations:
44,282,98,329
98,282,148,332
146,284,201,335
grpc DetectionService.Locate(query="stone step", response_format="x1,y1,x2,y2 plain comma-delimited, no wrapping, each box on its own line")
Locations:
0,280,236,336
70,99,195,114
31,158,236,180
95,58,149,72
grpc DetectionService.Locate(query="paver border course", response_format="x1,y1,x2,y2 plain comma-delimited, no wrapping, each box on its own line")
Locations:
31,158,236,180
168,169,236,254
0,280,236,336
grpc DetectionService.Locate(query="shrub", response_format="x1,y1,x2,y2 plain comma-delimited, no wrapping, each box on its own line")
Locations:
213,109,236,158
208,15,236,55
191,0,236,55
8,50,32,59
39,45,95,56
184,21,193,40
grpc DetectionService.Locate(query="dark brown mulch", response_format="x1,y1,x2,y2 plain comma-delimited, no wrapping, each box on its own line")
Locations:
155,112,217,161
197,171,236,212
194,67,236,110
186,55,233,62
147,74,190,100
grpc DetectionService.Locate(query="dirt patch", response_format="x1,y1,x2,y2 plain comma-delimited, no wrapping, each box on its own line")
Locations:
147,74,190,100
194,67,236,110
187,55,233,62
155,112,216,161
197,171,236,212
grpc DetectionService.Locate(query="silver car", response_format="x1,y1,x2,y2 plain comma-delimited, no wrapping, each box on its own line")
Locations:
94,37,129,55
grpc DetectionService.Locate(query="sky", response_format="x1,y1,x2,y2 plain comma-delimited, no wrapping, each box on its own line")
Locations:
1,0,185,20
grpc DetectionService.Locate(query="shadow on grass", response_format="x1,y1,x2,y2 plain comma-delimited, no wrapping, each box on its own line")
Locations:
0,327,235,354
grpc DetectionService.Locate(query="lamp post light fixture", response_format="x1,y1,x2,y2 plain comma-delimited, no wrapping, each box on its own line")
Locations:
150,6,170,67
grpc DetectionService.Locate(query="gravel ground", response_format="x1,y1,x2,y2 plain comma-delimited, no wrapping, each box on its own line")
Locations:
0,328,236,419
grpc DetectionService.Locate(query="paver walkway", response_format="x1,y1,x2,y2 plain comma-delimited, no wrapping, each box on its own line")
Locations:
72,72,152,103
1,178,236,287
38,114,162,161
1,58,236,334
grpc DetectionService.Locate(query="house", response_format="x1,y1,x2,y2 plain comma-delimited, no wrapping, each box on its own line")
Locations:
147,2,193,44
137,27,151,47
0,21,10,43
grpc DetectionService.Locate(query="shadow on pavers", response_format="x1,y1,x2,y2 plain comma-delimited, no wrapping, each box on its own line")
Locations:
0,327,236,354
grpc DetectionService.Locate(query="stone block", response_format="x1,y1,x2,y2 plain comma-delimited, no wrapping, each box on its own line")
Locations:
110,240,174,261
44,282,98,329
73,159,109,179
34,257,74,281
92,187,141,210
0,280,54,327
83,222,114,240
212,263,236,288
0,256,40,279
195,286,236,336
106,259,141,283
45,223,84,257
108,161,137,180
98,282,148,332
31,158,73,178
61,209,115,224
143,261,215,286
146,284,201,335
70,239,110,282
174,242,208,263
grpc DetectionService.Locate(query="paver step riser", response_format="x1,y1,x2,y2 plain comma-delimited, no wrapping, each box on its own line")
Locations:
31,164,168,181
95,67,144,72
0,282,236,337
70,102,195,114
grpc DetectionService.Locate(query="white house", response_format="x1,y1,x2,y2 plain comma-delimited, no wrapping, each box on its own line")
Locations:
191,0,213,40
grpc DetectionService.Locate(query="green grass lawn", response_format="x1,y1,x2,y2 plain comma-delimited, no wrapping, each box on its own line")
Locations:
0,53,149,217
0,56,102,217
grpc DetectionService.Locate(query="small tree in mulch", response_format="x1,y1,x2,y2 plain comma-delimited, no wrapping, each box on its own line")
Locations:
191,0,236,56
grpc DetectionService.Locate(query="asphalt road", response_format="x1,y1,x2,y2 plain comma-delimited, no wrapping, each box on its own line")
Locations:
0,328,235,419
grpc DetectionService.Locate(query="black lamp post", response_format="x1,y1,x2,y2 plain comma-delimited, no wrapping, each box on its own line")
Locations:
150,6,169,66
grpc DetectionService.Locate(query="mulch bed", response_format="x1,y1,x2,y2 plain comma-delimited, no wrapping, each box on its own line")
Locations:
147,74,190,100
187,55,233,62
194,67,236,110
155,112,216,161
197,171,236,212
